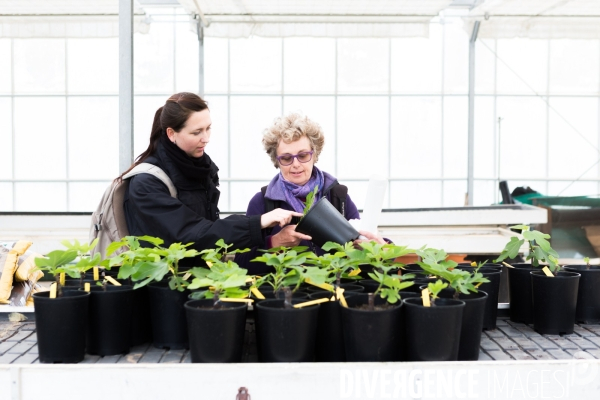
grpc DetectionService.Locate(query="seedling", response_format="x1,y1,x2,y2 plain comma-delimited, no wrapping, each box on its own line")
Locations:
495,225,560,272
427,280,449,306
34,249,78,298
61,239,102,289
305,241,366,291
302,186,319,219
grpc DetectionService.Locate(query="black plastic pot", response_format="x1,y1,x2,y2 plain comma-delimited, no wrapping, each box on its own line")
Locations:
255,299,319,362
131,285,153,346
402,263,424,272
295,197,359,247
340,293,403,362
185,299,247,363
357,279,379,293
147,281,190,350
439,291,487,361
86,285,134,356
33,291,90,363
308,291,348,362
507,263,536,324
403,297,465,361
563,265,600,324
531,271,580,335
456,266,502,330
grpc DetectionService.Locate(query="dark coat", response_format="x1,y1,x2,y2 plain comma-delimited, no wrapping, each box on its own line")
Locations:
235,174,360,275
123,145,264,261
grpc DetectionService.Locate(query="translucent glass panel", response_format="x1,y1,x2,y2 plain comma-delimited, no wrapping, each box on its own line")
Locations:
548,98,599,180
67,38,118,94
548,181,598,197
229,96,282,179
229,181,270,213
496,97,547,179
473,180,498,207
389,180,442,208
391,25,442,94
15,182,66,211
133,96,165,159
13,39,65,94
230,38,282,93
474,97,497,179
443,180,467,207
13,97,66,180
475,39,497,95
134,24,175,94
174,22,199,93
390,97,442,178
443,96,468,178
496,38,548,95
338,38,389,94
69,182,110,212
337,97,388,180
344,181,371,211
443,22,469,95
0,39,11,94
0,183,12,211
203,96,229,179
68,97,119,180
284,38,335,94
204,38,229,94
283,96,336,175
549,40,599,95
0,98,12,179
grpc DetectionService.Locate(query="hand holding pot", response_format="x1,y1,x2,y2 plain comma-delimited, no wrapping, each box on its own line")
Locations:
271,225,312,248
260,208,303,229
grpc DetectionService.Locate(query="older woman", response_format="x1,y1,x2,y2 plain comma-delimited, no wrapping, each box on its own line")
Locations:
236,113,382,274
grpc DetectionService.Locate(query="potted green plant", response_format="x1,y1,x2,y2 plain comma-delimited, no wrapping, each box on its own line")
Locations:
496,225,580,334
456,261,502,330
185,240,251,363
251,246,324,362
403,279,466,361
340,241,415,362
33,246,89,363
563,257,600,324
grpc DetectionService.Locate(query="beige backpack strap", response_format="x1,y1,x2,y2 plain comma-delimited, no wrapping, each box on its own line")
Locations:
123,163,177,198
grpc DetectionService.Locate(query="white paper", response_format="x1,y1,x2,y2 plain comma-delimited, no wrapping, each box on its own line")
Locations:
360,175,388,235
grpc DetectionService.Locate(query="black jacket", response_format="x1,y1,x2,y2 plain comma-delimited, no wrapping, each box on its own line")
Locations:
123,143,264,257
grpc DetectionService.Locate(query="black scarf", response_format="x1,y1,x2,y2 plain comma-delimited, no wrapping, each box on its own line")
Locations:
159,133,215,187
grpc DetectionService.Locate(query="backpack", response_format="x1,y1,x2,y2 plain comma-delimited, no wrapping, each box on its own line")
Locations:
89,163,178,259
261,183,348,235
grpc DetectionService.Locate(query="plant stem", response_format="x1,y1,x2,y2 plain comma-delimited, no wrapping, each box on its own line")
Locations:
336,271,341,288
283,287,293,309
55,274,63,298
213,289,221,309
367,293,374,311
80,271,84,289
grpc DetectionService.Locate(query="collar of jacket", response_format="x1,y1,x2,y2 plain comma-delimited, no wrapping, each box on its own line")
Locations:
264,169,339,202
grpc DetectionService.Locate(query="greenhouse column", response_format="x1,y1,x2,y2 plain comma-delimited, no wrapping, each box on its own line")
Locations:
119,0,134,173
467,21,480,206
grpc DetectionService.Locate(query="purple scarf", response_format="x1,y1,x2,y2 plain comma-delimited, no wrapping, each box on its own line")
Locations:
276,167,325,213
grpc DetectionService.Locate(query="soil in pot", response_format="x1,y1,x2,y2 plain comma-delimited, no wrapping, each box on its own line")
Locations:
439,291,488,361
86,285,134,356
403,297,465,362
563,265,600,324
295,197,359,248
531,271,580,335
255,299,319,362
33,290,90,363
341,293,403,362
185,299,247,363
147,281,190,350
507,263,536,324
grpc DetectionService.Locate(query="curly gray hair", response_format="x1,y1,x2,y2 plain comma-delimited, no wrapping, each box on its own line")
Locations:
262,113,325,168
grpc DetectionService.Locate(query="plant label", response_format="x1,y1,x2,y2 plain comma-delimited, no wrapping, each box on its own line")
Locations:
105,276,121,286
348,268,361,277
84,282,90,292
305,278,334,291
502,262,515,268
336,287,348,308
293,298,329,309
59,272,65,286
49,282,57,299
542,266,554,277
182,272,192,281
93,266,99,281
250,287,265,299
206,261,213,268
220,298,254,303
471,261,477,267
421,288,431,307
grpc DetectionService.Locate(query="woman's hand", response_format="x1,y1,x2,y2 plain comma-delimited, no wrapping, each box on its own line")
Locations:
271,225,312,248
260,208,304,229
353,230,387,247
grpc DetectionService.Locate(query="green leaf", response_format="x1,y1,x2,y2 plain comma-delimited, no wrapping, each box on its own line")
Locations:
495,236,524,262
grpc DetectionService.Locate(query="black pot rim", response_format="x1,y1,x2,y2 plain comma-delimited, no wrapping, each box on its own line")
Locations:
531,271,581,279
403,297,465,308
184,298,247,312
255,298,319,311
32,290,90,301
563,265,600,272
343,293,402,314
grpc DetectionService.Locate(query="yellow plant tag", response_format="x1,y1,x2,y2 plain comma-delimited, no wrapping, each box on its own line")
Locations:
502,262,515,269
206,261,213,268
49,282,57,299
421,288,431,307
245,277,254,283
182,272,191,281
293,298,329,309
219,298,254,303
542,267,554,277
470,261,477,267
105,276,121,286
305,278,334,291
348,268,361,277
330,295,335,301
93,266,99,281
336,287,348,308
59,272,65,286
84,282,90,292
250,287,265,300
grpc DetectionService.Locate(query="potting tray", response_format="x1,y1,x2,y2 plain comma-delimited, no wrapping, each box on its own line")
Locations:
2,315,600,364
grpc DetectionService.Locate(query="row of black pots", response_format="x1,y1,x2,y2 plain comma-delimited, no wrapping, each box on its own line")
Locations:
508,264,585,335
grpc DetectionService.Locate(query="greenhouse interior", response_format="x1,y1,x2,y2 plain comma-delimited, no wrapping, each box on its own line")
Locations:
2,0,600,398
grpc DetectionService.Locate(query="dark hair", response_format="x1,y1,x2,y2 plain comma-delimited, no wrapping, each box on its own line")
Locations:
119,92,209,179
